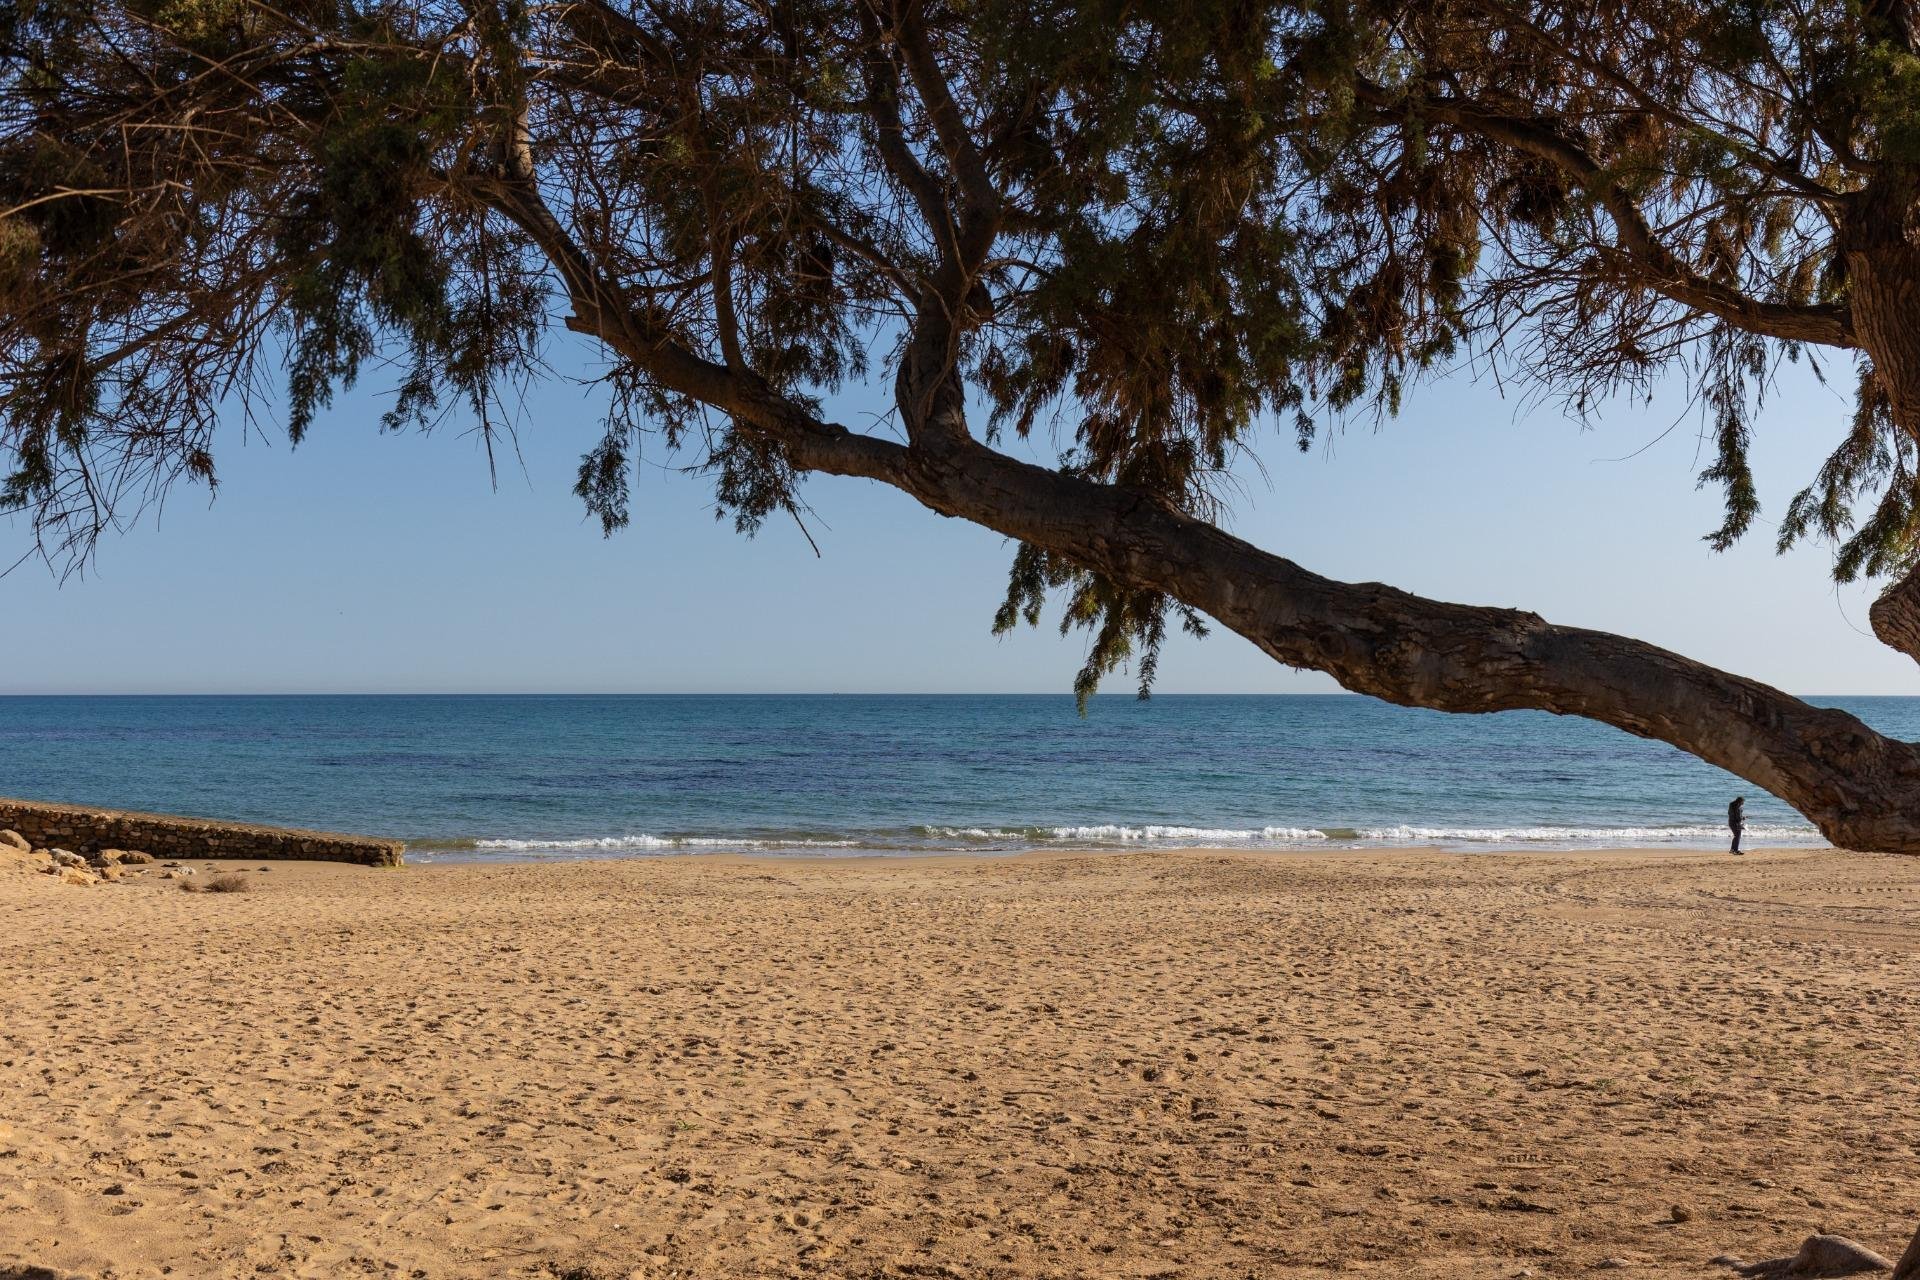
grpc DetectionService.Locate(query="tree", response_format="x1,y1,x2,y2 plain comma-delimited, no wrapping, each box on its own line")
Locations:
7,0,1920,855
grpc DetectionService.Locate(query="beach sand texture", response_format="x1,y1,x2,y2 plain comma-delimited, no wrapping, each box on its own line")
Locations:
4,847,1920,1279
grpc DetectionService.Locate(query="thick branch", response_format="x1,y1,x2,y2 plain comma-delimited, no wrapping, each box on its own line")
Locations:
897,439,1920,851
476,174,903,481
857,9,958,259
550,264,1920,849
858,5,1001,451
1871,564,1920,664
893,1,999,231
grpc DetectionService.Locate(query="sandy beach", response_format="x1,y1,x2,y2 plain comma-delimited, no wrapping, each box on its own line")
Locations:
4,846,1919,1279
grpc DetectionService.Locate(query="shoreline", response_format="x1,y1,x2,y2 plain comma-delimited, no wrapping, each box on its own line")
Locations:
401,839,1815,866
24,840,1834,876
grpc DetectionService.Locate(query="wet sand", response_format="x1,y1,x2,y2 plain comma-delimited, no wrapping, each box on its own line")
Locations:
4,846,1919,1278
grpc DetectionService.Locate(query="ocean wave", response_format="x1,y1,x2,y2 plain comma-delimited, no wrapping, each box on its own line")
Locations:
960,821,1824,846
1352,823,1822,844
917,823,1336,843
428,819,1828,860
471,834,860,852
1044,824,1331,843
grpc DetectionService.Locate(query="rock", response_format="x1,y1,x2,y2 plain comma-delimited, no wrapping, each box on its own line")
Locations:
0,1264,89,1280
96,865,123,883
1598,1253,1655,1270
55,866,98,886
116,850,155,864
88,849,123,867
1734,1234,1895,1277
0,829,28,852
1672,1205,1695,1224
1784,1235,1893,1275
162,861,182,868
50,848,86,868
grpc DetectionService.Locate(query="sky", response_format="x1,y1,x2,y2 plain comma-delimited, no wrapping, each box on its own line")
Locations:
1,335,1914,696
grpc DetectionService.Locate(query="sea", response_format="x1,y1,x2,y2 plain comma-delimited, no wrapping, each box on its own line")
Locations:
2,693,1911,861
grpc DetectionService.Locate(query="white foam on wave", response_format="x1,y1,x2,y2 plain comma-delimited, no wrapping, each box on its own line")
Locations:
473,834,860,852
1045,824,1330,842
450,820,1829,858
1019,822,1825,846
1354,823,1822,844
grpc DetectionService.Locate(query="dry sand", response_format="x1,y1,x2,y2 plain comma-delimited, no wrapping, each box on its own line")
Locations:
4,846,1920,1279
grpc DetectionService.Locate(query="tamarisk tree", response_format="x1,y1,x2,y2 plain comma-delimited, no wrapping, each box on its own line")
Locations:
12,0,1920,853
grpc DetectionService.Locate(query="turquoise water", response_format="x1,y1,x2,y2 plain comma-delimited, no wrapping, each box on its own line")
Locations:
2,694,1912,859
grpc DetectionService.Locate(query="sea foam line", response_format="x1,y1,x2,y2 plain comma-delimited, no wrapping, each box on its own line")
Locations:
930,822,1823,845
1351,823,1820,843
473,834,859,851
913,824,1331,842
456,821,1827,855
1046,824,1331,842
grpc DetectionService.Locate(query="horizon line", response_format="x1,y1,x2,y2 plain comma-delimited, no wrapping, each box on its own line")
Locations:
1,688,1914,699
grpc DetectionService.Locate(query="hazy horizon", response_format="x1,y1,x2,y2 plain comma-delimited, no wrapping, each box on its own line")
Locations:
2,688,1914,697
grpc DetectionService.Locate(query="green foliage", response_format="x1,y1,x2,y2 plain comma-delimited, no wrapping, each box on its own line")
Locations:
709,428,805,537
7,0,1920,680
996,540,1208,710
975,0,1317,499
1854,43,1920,166
1779,367,1920,580
1697,328,1767,552
273,40,481,443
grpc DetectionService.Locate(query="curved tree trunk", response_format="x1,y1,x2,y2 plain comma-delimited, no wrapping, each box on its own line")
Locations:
512,192,1920,854
878,435,1920,853
1870,567,1920,663
1842,0,1920,663
1843,172,1920,433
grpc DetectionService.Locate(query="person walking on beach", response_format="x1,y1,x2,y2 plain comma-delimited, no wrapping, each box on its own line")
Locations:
1728,796,1745,855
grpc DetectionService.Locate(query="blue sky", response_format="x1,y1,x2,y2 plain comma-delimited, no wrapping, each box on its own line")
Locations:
1,336,1912,695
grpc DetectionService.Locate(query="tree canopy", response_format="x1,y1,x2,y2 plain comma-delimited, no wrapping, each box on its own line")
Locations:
11,0,1920,850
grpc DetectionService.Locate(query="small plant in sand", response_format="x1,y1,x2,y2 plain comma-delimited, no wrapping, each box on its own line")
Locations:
180,874,252,894
545,1265,612,1280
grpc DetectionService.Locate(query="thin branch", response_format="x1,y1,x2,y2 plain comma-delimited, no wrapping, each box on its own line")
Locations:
1352,76,1856,349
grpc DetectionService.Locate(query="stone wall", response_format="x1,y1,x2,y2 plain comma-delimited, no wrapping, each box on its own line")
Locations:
0,797,404,867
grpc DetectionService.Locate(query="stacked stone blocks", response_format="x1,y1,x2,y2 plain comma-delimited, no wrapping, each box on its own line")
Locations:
0,797,404,867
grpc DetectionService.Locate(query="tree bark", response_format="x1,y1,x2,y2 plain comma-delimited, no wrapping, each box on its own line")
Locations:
1870,569,1920,664
1842,171,1920,664
1844,175,1920,430
1893,1224,1920,1280
875,435,1920,853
